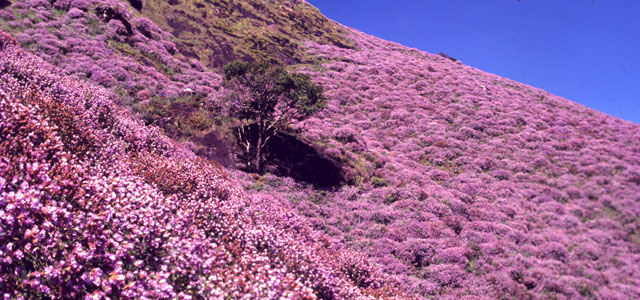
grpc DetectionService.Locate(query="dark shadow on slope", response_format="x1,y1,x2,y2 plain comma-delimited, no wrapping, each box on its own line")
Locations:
0,0,11,9
128,0,142,10
193,131,234,167
264,132,344,188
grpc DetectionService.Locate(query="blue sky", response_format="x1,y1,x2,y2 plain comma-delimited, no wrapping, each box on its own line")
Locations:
308,0,640,124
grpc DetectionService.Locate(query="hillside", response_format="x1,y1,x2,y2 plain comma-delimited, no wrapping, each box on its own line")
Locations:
283,32,640,298
2,0,640,299
139,0,355,67
0,31,400,298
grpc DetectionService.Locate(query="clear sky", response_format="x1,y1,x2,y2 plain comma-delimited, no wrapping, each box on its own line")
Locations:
308,0,640,124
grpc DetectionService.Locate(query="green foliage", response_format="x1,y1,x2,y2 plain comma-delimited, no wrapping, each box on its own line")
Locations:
466,258,479,275
181,110,214,134
106,40,179,78
578,283,595,298
370,176,389,188
384,192,399,204
244,182,266,191
223,60,326,172
310,190,329,205
133,94,213,138
223,61,326,122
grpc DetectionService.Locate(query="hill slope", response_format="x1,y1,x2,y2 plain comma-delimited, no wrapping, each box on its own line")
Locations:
0,31,400,299
139,0,355,67
2,0,640,299
275,30,640,298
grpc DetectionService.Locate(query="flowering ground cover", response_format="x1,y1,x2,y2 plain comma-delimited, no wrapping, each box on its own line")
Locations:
0,0,353,170
0,31,403,299
0,0,231,155
2,0,640,299
239,29,640,299
0,0,221,102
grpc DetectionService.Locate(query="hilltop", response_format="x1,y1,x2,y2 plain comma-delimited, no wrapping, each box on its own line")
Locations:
139,0,355,67
1,0,640,299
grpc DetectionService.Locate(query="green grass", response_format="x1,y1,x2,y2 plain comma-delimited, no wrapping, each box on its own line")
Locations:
370,176,389,188
139,0,356,69
106,40,179,78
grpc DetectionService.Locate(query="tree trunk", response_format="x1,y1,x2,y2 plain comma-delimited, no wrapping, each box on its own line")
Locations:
255,128,263,173
238,124,252,170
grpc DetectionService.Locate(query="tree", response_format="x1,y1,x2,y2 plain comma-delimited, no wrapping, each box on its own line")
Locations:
222,61,326,172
